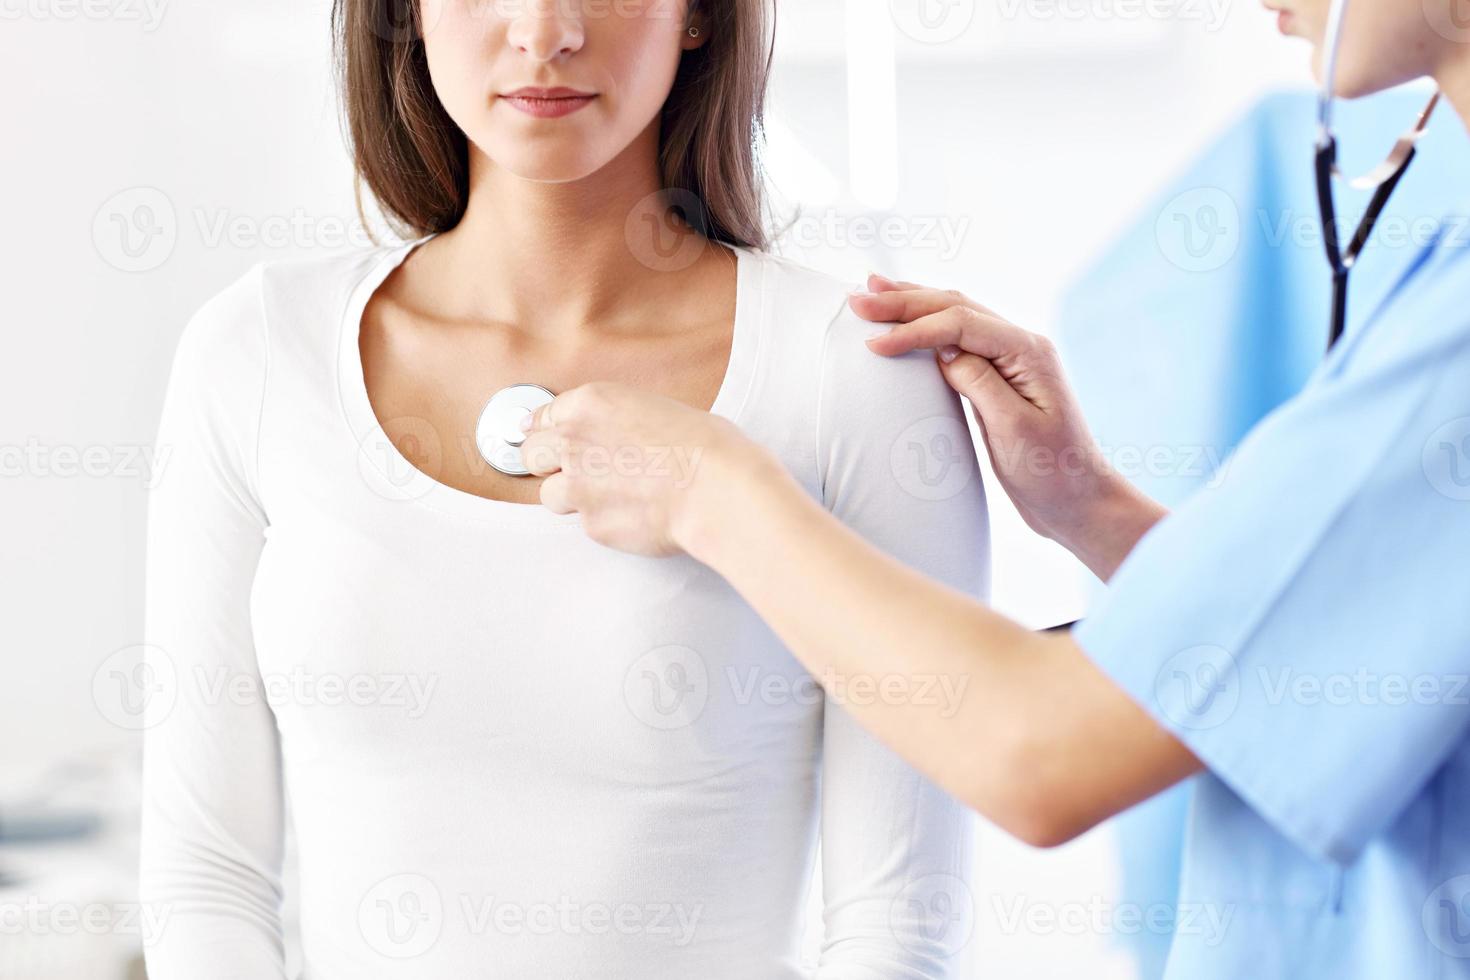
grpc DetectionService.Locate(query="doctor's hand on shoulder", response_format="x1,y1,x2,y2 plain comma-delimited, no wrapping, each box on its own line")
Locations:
852,274,1165,580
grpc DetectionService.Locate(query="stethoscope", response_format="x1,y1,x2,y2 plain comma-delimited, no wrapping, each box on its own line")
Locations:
476,383,555,477
1315,0,1439,349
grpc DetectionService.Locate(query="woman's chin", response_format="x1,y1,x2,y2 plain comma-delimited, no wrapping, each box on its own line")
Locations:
477,143,611,186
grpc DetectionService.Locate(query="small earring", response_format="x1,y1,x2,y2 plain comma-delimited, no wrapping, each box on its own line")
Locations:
687,26,701,38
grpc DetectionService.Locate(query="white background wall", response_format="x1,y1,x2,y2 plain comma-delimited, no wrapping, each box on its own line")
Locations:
1,0,1313,975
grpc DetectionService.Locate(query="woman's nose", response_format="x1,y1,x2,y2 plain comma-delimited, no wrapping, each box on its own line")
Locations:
504,0,586,61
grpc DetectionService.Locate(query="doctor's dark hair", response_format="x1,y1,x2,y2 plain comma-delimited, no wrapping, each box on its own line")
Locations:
331,0,773,249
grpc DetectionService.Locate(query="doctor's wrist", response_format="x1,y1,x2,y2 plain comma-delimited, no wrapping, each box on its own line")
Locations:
1061,474,1168,583
674,437,801,568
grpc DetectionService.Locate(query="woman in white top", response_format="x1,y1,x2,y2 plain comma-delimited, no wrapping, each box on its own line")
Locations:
139,1,989,977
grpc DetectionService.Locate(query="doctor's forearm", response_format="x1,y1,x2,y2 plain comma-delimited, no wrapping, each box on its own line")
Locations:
681,458,1200,845
1057,478,1170,583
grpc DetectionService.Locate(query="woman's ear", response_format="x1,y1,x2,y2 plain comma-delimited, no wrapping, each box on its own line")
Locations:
681,7,710,51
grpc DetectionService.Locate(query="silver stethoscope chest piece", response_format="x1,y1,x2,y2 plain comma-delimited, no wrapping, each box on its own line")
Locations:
476,383,555,477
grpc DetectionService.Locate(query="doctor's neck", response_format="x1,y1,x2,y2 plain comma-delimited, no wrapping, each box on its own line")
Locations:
1432,55,1470,128
423,125,719,338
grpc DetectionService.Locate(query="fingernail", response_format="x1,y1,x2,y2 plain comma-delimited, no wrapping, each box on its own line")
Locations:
869,272,895,286
850,289,877,299
867,326,894,340
939,346,961,364
519,413,535,432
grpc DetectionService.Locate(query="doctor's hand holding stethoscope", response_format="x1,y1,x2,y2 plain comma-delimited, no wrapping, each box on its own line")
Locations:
523,0,1470,972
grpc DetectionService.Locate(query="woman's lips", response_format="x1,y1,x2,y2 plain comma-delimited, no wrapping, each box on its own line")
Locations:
500,87,597,119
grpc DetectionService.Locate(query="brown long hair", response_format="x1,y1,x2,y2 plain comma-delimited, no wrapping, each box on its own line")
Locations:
331,0,773,249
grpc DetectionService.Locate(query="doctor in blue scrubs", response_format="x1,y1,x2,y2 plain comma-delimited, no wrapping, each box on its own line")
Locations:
520,0,1470,971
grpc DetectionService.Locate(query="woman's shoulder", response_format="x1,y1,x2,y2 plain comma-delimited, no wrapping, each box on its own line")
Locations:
165,244,406,427
739,247,872,359
744,247,858,316
178,243,407,367
740,247,940,387
254,242,410,339
734,248,968,470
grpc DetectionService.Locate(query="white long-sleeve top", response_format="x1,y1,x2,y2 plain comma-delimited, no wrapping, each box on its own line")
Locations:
140,241,991,979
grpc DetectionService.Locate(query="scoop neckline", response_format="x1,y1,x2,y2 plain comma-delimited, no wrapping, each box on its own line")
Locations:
336,235,763,526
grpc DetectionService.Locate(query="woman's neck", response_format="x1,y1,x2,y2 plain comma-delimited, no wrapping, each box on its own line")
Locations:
429,125,699,335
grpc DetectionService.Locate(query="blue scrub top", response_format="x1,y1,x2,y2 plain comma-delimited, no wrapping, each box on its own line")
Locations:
1075,203,1470,977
